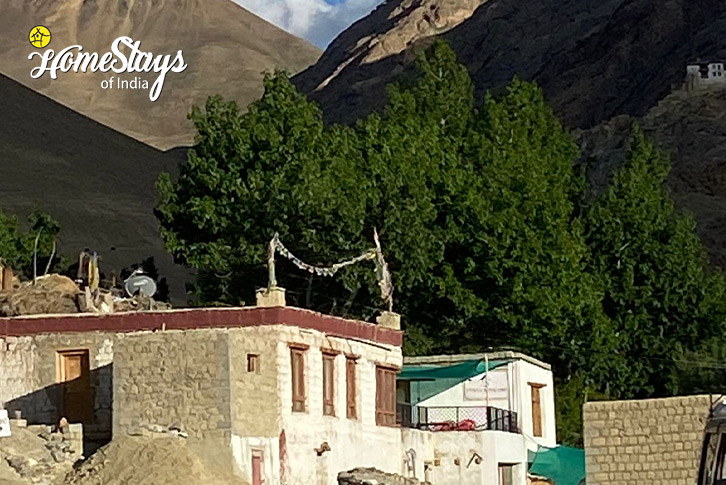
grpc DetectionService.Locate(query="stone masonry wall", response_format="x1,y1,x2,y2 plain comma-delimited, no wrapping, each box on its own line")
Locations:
0,332,114,441
583,395,712,485
112,329,232,442
228,326,281,438
0,336,36,410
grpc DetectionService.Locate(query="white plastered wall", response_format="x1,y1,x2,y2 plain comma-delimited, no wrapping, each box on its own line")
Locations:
230,324,404,485
510,360,556,449
415,358,556,453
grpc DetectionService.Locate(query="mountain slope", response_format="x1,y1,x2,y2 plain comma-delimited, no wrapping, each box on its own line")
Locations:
1,0,321,150
0,73,189,300
579,89,726,267
295,0,726,265
295,0,726,127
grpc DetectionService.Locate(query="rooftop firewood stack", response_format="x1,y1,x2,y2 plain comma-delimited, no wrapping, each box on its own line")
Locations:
0,251,169,318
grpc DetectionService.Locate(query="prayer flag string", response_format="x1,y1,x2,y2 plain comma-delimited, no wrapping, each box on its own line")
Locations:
267,231,394,311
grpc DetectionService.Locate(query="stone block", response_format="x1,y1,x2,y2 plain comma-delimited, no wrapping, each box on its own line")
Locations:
10,418,27,428
256,286,286,307
376,311,401,330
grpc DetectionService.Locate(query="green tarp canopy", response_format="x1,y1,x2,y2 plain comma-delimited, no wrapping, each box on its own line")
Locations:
529,445,585,485
398,359,508,405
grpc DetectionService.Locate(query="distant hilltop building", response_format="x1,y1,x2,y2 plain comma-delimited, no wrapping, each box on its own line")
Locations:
686,60,726,90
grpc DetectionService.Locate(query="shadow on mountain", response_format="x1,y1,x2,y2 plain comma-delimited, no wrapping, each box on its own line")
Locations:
0,73,191,302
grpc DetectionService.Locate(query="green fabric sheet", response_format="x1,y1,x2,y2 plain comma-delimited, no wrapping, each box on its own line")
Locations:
398,359,508,405
529,445,586,485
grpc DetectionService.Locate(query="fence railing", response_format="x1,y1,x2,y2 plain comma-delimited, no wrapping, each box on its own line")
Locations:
396,404,520,433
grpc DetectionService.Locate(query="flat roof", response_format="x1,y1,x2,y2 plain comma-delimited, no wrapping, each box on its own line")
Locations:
0,306,402,347
403,351,551,371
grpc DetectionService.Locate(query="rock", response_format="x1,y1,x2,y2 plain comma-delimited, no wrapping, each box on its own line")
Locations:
338,468,421,485
126,427,149,437
50,448,65,463
144,423,167,434
297,0,726,130
7,455,29,476
168,422,182,432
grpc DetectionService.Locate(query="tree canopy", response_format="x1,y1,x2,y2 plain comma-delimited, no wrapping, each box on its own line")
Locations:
585,127,726,397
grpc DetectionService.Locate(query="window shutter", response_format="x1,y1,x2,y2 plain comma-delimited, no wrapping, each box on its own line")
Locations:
323,354,335,416
291,348,306,412
346,358,357,419
375,366,397,426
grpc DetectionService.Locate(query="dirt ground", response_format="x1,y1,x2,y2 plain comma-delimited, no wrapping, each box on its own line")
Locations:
61,436,245,485
0,425,77,484
1,427,246,485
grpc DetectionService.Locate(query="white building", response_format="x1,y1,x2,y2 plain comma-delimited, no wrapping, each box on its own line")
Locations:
686,61,726,90
397,352,557,485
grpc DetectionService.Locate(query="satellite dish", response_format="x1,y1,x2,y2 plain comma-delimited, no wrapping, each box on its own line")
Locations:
124,275,157,297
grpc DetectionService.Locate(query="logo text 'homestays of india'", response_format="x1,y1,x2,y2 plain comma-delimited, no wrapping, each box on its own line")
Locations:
27,27,187,102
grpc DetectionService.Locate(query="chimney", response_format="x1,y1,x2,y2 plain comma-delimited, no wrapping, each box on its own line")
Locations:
256,286,286,307
376,311,401,331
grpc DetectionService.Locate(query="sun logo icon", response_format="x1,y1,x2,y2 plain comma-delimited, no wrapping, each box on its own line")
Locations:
29,26,51,49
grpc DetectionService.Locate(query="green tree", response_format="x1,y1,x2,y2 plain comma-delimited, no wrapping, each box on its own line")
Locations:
350,40,476,339
446,80,616,379
157,72,329,306
159,41,726,442
157,42,478,321
585,126,726,397
673,337,726,395
0,209,61,279
555,374,610,446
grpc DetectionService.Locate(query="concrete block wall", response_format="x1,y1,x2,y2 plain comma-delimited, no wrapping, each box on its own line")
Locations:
583,395,712,485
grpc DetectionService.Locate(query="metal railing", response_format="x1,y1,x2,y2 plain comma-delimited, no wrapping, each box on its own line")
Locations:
396,404,520,433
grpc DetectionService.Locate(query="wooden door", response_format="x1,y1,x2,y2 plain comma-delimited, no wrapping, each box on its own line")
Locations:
58,350,93,424
252,450,263,485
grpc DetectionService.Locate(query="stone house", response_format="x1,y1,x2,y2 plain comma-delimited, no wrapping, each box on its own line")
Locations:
686,61,726,90
1,287,404,485
1,286,571,485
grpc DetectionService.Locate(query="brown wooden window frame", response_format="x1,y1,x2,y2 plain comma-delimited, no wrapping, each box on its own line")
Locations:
376,365,398,427
322,352,336,417
346,356,358,419
247,353,260,373
529,383,545,438
290,345,308,413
